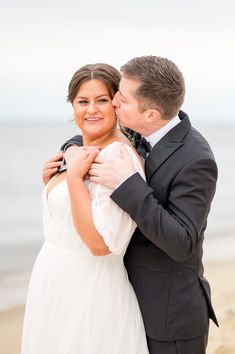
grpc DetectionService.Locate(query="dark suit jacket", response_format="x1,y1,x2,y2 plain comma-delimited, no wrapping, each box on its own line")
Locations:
61,110,218,341
111,111,218,341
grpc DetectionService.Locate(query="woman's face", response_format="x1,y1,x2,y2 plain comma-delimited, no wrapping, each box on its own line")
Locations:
72,79,117,140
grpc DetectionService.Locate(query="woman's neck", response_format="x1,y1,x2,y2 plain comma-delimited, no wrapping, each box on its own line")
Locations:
82,128,123,149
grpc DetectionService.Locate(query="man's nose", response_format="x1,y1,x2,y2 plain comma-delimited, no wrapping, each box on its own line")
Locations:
112,92,119,107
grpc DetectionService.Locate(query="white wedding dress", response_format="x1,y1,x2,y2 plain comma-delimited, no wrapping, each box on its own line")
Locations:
21,142,149,354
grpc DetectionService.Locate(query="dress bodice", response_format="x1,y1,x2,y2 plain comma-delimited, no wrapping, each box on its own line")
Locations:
42,142,145,258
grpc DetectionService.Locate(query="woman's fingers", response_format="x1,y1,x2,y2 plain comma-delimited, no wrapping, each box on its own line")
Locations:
83,145,100,152
85,150,100,163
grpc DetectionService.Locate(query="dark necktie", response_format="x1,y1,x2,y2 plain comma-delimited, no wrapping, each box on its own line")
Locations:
136,136,151,159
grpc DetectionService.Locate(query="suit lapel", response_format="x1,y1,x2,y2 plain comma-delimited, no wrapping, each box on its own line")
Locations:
145,111,191,182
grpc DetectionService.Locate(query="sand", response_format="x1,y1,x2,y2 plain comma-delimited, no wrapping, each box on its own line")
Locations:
205,261,235,354
0,306,24,354
0,261,234,354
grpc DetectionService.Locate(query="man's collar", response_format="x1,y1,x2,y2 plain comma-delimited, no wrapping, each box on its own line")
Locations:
144,115,180,149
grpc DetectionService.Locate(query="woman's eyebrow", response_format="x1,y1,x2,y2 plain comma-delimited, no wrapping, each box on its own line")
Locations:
76,94,110,99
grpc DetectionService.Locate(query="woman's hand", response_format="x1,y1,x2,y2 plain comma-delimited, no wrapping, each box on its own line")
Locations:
89,144,137,189
65,146,100,179
42,151,63,185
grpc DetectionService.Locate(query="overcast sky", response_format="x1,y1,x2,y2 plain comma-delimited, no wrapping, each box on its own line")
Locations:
1,0,234,123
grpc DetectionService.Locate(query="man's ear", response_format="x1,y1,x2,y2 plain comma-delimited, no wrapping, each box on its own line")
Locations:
145,109,161,123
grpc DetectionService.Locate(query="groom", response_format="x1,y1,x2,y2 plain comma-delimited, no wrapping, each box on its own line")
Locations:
45,56,218,354
88,56,219,354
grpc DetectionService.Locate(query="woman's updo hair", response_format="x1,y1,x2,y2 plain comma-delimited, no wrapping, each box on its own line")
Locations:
67,63,121,103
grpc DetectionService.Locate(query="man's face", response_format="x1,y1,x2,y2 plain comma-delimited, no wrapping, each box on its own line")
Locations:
112,76,146,134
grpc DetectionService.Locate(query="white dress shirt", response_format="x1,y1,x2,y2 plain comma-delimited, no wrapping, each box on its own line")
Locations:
116,115,181,188
144,115,180,153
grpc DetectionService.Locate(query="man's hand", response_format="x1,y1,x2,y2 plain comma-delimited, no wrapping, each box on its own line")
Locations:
89,144,137,189
42,151,63,185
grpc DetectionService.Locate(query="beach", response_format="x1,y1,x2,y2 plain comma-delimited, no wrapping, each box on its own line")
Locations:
0,306,24,354
0,260,234,354
205,261,235,354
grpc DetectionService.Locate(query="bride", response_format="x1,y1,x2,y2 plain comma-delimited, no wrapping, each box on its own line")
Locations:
21,63,149,354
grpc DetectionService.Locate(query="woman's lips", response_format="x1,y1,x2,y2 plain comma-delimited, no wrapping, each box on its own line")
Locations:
85,117,102,122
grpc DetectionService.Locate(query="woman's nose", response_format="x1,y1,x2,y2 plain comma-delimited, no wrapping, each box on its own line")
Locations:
87,102,98,114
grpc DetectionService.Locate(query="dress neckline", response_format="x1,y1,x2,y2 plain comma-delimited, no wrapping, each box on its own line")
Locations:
45,175,67,202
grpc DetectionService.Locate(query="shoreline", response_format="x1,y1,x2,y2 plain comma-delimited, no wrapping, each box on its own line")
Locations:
0,260,234,354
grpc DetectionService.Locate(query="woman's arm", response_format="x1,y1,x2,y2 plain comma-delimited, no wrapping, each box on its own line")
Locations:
66,174,110,256
65,148,110,256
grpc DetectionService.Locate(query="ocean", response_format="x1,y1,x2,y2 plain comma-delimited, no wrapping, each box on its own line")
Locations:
1,120,235,310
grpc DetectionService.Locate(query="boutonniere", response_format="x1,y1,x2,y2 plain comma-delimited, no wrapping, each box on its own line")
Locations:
120,127,138,148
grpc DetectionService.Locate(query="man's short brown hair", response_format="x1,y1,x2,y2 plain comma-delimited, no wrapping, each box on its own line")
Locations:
120,56,185,119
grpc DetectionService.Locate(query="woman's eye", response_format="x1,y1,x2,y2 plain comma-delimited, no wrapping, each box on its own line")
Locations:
98,99,108,103
78,100,88,105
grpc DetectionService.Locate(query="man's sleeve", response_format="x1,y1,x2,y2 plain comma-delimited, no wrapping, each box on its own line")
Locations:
111,158,217,262
60,135,83,151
